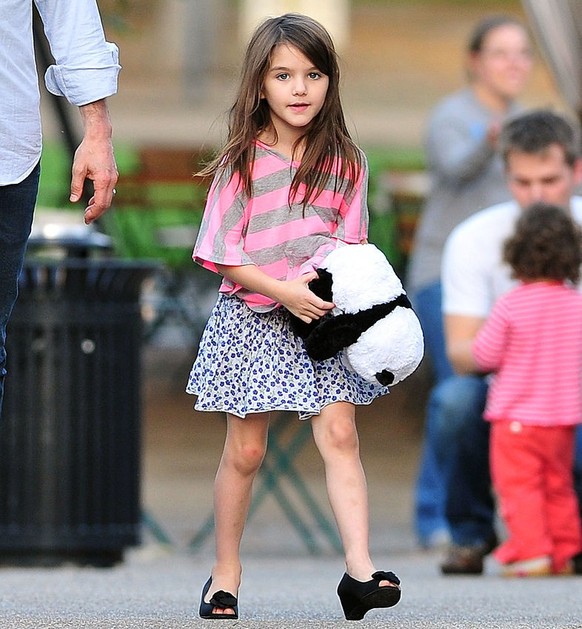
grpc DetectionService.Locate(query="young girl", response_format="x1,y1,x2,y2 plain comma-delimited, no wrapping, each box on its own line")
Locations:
472,203,582,577
186,13,401,621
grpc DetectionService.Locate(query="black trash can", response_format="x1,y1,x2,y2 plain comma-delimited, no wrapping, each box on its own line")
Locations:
0,258,156,566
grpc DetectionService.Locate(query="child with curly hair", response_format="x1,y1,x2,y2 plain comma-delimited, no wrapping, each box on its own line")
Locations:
472,202,582,576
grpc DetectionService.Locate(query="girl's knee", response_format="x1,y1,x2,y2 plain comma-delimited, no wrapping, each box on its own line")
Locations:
238,443,266,475
224,414,268,476
318,416,359,456
224,440,267,477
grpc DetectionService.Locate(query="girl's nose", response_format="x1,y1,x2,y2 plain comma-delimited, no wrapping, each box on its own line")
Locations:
292,80,307,96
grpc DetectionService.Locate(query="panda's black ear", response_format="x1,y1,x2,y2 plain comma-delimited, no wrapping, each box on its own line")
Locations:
308,268,333,302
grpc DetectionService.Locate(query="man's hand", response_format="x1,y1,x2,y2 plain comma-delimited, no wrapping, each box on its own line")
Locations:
71,99,118,224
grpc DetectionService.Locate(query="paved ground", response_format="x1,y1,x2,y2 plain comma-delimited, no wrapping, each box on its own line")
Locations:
1,546,581,628
1,348,580,628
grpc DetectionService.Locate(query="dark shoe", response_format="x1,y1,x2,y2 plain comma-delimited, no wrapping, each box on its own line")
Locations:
337,570,401,621
199,577,239,620
440,536,497,576
573,551,582,575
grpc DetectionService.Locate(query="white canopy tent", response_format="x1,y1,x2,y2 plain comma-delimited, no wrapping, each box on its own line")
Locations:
522,0,582,122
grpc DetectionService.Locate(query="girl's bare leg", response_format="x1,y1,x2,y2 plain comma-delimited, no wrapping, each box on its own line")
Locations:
205,412,270,614
311,402,392,586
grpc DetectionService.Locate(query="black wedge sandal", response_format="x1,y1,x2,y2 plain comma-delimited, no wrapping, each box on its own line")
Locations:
199,577,239,620
337,570,401,620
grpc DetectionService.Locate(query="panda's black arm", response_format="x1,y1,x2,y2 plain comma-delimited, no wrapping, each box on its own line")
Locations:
304,313,364,360
303,296,413,361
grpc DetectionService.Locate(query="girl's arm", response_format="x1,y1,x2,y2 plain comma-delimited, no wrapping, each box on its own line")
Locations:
471,300,510,372
216,264,334,323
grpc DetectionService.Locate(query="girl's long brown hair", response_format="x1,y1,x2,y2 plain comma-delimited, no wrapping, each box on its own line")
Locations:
199,13,362,208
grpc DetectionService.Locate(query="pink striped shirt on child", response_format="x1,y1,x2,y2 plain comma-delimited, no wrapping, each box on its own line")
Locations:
472,281,582,426
193,140,368,312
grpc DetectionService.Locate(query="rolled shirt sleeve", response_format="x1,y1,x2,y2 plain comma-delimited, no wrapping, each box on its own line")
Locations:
35,0,121,105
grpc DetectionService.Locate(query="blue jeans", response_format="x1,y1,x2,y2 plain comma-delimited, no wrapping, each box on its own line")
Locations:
0,163,40,417
430,375,494,546
412,281,454,544
431,374,582,545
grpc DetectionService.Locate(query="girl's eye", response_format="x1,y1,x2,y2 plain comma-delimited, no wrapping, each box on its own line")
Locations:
308,72,321,80
276,73,289,80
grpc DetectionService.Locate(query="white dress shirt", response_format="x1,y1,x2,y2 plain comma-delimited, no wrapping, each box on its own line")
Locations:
0,0,120,185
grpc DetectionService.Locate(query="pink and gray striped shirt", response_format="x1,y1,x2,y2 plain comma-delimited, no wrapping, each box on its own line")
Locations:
193,140,369,311
472,281,582,426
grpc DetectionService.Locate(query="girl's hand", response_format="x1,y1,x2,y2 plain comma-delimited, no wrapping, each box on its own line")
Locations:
279,272,334,323
214,264,334,322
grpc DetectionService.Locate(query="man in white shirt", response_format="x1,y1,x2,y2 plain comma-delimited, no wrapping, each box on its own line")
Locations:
0,0,120,415
435,110,582,574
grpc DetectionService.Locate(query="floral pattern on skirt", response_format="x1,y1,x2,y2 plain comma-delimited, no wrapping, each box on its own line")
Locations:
186,294,389,420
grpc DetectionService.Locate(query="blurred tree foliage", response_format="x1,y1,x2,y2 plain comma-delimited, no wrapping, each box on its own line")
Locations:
98,0,149,31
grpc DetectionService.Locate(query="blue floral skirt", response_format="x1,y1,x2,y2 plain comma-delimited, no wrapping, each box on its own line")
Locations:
186,294,389,420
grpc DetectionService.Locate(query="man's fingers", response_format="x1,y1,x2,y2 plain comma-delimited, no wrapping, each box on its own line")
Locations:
78,172,118,223
83,199,100,224
69,168,86,202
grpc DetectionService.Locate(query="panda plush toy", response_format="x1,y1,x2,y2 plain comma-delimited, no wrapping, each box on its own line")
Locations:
290,243,424,386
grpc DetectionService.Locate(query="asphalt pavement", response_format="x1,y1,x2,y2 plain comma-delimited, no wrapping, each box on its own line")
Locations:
1,352,580,628
0,543,580,628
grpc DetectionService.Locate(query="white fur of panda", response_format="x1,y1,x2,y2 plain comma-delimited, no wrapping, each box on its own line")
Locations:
320,244,424,385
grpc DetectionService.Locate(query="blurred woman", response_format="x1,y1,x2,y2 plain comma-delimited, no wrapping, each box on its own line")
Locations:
407,14,533,549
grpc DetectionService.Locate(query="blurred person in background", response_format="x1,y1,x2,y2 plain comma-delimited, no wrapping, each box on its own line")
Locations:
406,14,533,549
438,109,582,575
472,203,582,577
0,0,120,416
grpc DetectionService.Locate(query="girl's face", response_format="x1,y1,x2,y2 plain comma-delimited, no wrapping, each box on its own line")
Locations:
260,43,329,144
469,24,532,102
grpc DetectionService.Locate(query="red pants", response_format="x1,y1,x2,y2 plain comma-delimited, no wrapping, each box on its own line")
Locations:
490,421,582,573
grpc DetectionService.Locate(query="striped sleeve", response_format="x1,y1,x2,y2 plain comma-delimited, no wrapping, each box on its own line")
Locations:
335,153,369,243
193,168,253,274
472,296,510,371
